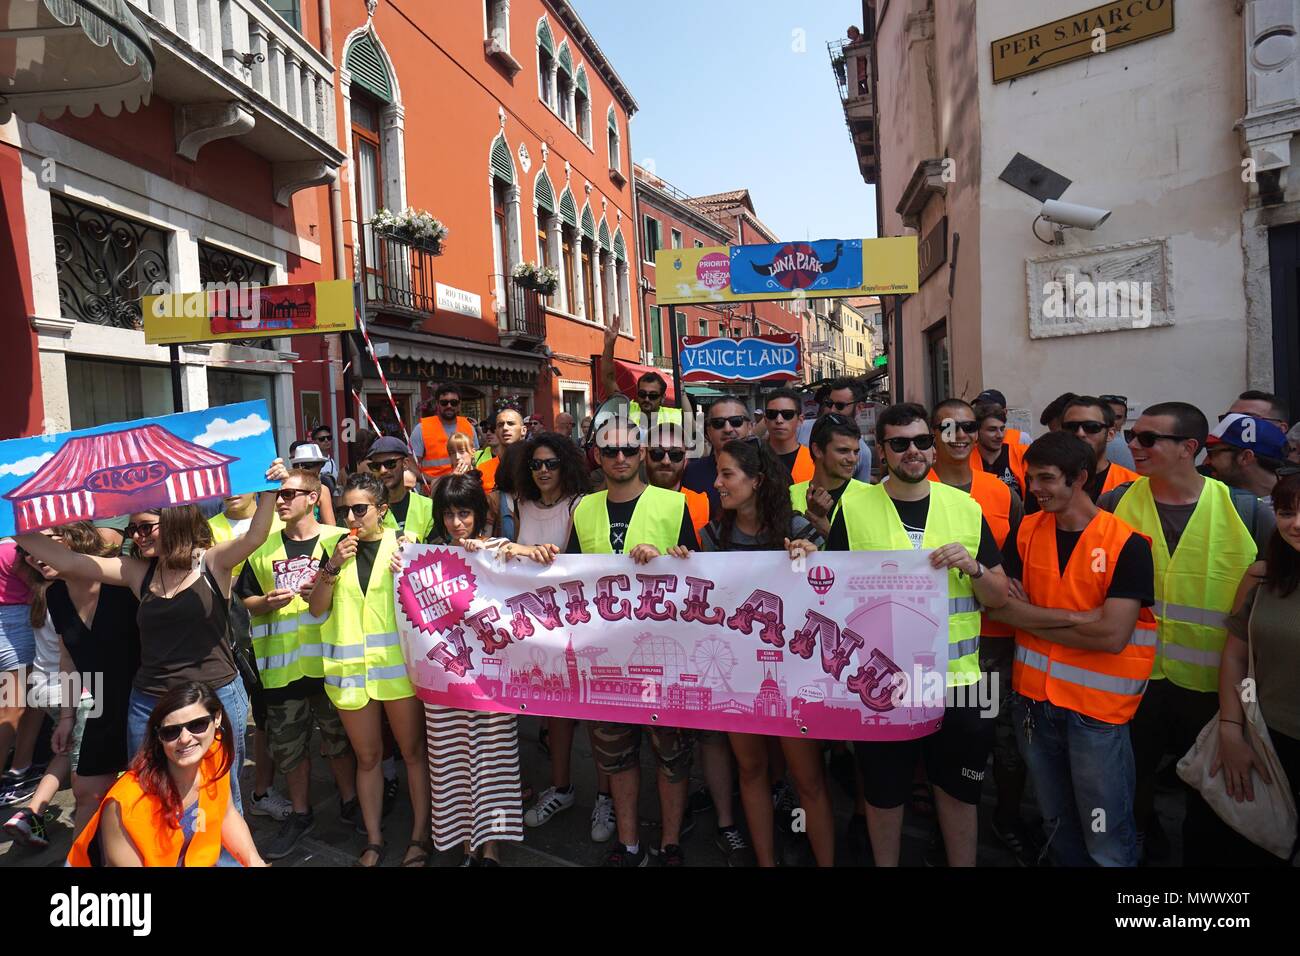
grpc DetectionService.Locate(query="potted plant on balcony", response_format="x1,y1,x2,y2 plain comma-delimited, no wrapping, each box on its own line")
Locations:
512,261,560,295
371,207,448,255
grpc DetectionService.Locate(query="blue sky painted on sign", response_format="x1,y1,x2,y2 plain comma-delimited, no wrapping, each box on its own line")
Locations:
571,0,878,242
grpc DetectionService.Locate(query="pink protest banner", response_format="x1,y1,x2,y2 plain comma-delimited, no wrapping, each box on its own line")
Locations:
396,547,951,741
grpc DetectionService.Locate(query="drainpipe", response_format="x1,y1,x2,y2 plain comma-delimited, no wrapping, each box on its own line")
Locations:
320,0,346,464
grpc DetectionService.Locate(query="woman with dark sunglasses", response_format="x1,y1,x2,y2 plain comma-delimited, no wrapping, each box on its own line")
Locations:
68,681,266,867
701,438,831,866
17,458,288,816
308,473,429,867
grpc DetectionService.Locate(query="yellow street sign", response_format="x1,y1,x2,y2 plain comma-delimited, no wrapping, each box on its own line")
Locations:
991,0,1175,84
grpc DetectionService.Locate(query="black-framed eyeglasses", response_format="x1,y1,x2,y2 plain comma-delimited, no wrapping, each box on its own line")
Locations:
438,398,461,407
1062,420,1107,435
938,420,980,435
368,458,404,473
707,415,747,430
125,522,160,539
598,445,641,459
884,434,936,453
820,400,853,411
344,503,376,519
764,408,798,422
275,489,314,503
637,390,663,401
528,458,562,472
157,715,215,743
647,448,686,463
1125,429,1191,448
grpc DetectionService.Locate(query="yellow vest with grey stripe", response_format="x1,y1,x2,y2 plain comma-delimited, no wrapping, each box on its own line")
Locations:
840,481,984,687
790,479,866,525
381,490,434,543
320,529,413,710
1114,477,1256,693
246,526,348,689
573,485,687,554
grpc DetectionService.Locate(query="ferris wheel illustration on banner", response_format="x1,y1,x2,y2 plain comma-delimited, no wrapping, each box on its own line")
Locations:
691,637,738,692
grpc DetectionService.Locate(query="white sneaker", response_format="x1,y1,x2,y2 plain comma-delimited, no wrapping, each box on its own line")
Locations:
590,793,616,843
250,787,294,821
524,786,576,827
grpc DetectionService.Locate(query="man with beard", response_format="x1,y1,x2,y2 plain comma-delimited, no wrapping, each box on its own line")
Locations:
367,436,435,543
683,397,753,520
646,423,709,535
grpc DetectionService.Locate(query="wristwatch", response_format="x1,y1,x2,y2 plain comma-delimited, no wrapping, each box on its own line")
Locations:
969,562,985,580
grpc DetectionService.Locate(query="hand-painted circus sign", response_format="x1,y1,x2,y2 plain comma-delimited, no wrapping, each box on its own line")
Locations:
396,547,951,741
0,401,278,536
655,237,918,305
142,279,355,345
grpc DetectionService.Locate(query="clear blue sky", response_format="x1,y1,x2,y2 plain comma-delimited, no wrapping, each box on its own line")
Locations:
571,0,878,241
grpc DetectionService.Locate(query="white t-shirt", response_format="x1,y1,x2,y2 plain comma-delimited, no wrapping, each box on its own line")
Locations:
27,613,62,709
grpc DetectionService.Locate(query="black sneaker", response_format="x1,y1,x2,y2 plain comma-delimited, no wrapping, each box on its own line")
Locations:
686,787,714,816
658,843,686,867
0,767,42,808
3,807,50,848
263,812,314,861
991,818,1045,867
603,844,649,867
382,776,399,817
340,796,368,835
771,781,800,834
714,826,756,867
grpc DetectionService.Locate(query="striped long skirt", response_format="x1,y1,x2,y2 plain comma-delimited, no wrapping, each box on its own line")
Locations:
425,704,524,852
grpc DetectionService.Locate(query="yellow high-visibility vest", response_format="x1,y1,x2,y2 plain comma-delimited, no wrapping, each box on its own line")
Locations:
573,485,687,554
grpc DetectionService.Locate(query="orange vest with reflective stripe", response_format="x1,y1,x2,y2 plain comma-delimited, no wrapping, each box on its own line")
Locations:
683,488,710,534
790,445,814,484
1011,510,1157,723
478,455,501,493
1100,461,1140,495
67,744,230,867
929,468,1015,637
419,415,475,479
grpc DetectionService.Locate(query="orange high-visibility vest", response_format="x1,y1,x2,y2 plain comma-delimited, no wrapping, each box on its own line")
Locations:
1011,509,1157,724
67,744,231,867
973,440,1026,496
478,455,501,493
683,488,710,534
1100,461,1140,496
790,445,815,484
929,467,1015,638
419,415,475,479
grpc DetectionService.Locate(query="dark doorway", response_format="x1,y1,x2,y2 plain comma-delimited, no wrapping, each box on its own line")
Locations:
1269,224,1300,425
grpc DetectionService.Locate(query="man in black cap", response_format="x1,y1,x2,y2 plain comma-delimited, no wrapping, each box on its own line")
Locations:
974,389,1030,447
366,436,435,542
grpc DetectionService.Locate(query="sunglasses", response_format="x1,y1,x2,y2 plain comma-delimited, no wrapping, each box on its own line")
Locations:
343,503,377,519
313,434,331,442
275,489,313,503
938,420,980,435
648,448,686,463
637,390,662,401
439,398,461,407
884,434,936,453
157,715,215,743
598,445,641,459
765,408,798,421
1125,429,1192,447
125,522,160,538
528,458,562,472
707,416,748,430
368,458,404,473
1062,420,1108,435
1277,465,1300,478
820,400,854,411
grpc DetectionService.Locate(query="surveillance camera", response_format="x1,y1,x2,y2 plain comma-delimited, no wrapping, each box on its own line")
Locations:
1040,199,1111,231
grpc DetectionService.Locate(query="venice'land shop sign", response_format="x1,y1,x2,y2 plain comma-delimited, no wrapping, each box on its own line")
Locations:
142,279,355,345
436,282,483,319
655,236,918,306
395,547,962,742
679,333,801,384
991,0,1175,84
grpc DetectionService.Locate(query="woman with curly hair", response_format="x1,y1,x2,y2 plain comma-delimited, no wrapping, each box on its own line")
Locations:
704,438,832,867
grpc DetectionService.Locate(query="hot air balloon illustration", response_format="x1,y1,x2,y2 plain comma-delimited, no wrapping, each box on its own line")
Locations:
807,564,835,604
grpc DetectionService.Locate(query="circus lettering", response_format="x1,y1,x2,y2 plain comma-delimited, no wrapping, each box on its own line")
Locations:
427,625,475,678
633,574,678,622
681,576,725,626
594,574,633,622
84,461,169,494
504,586,562,639
846,648,904,712
559,580,592,625
463,606,512,654
726,589,786,648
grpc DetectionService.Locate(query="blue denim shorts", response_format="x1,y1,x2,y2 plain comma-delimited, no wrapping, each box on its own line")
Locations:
0,604,35,671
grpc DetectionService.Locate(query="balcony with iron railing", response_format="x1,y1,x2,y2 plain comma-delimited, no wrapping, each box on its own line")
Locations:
125,0,344,202
498,276,547,348
357,229,439,321
829,36,878,185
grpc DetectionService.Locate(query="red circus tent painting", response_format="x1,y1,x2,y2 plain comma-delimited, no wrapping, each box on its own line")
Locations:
3,424,236,532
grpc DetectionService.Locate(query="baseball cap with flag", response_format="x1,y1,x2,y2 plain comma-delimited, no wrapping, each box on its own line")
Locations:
1206,414,1288,460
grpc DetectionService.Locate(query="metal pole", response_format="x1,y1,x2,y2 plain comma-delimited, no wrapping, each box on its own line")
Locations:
667,306,683,414
169,345,184,412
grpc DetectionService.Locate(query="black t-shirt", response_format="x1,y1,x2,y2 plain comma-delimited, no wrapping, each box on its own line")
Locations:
1001,521,1155,606
321,537,383,596
389,494,411,532
825,493,1002,568
235,533,321,598
778,448,800,478
982,446,1023,497
565,492,698,554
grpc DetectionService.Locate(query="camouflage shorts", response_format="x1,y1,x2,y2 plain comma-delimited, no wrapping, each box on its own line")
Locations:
979,637,1023,775
592,722,694,783
265,690,351,772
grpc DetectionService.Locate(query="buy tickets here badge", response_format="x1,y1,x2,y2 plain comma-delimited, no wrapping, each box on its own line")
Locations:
398,548,477,636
